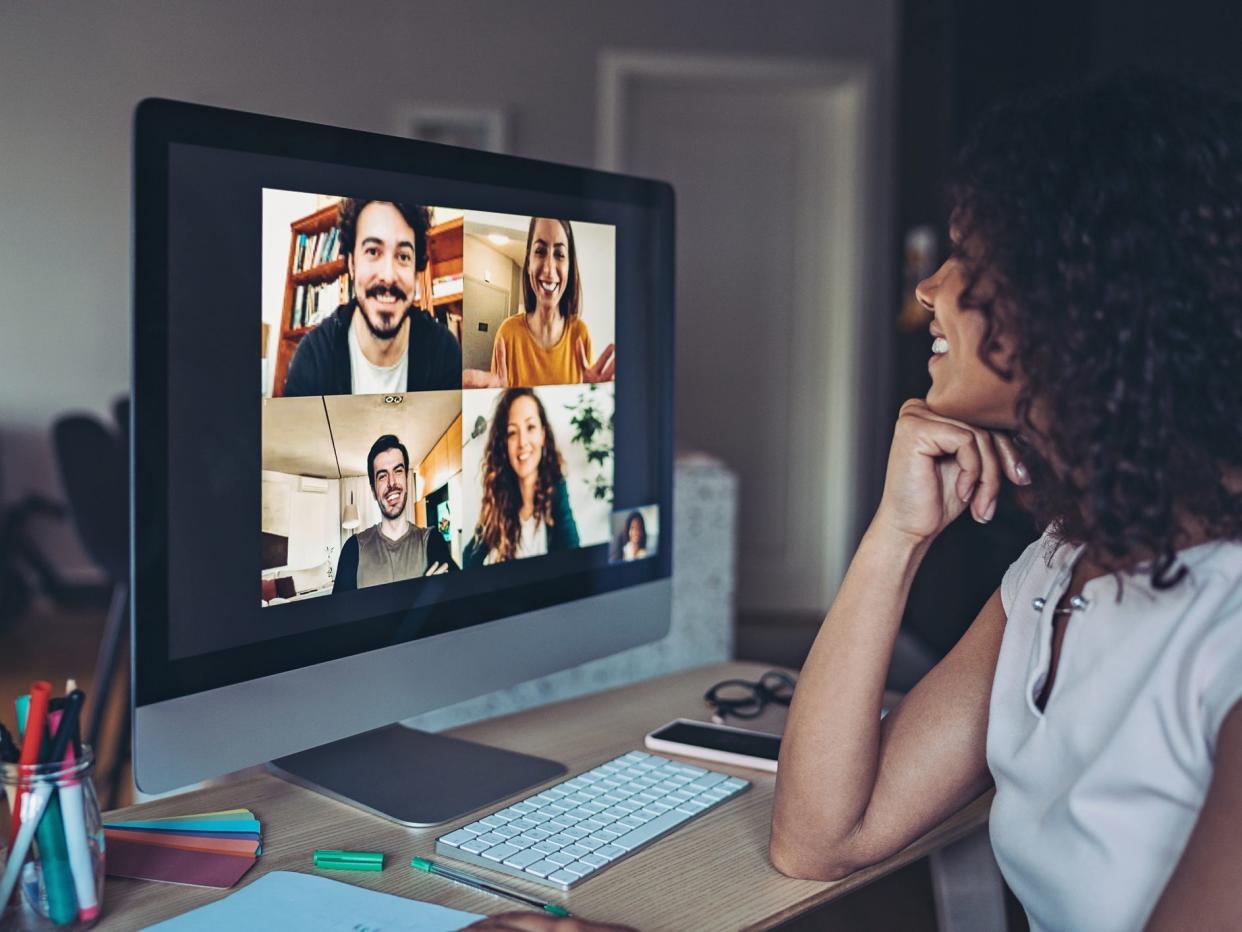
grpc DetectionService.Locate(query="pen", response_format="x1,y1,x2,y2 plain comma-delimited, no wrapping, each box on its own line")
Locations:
0,779,54,911
36,706,80,924
52,693,99,921
10,682,50,846
411,856,572,918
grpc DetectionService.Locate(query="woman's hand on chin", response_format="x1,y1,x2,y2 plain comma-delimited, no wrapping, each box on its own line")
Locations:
873,398,1029,547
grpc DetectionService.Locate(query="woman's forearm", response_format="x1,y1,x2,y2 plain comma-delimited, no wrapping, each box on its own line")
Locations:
770,520,929,875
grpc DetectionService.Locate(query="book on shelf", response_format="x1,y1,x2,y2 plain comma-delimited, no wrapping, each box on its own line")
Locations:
291,280,347,330
292,227,341,274
431,273,464,299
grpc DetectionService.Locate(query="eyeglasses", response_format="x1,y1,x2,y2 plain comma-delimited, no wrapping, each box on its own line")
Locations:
703,671,796,724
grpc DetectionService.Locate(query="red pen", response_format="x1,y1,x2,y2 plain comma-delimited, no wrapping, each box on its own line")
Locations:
9,680,51,845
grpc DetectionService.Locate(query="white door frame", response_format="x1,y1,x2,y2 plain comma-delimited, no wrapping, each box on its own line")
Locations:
597,51,874,611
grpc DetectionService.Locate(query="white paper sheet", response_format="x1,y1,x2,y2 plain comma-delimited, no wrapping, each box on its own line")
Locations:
146,870,484,931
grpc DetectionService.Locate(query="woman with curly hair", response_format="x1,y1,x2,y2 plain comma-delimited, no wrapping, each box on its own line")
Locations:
464,389,580,567
769,74,1242,931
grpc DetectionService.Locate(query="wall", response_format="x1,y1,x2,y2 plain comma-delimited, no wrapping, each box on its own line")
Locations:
462,236,515,370
259,469,341,573
0,0,896,580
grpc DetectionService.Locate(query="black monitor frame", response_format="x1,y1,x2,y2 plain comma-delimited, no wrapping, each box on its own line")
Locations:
132,98,674,708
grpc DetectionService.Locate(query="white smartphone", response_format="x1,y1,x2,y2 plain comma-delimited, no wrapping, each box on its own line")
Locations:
644,718,781,773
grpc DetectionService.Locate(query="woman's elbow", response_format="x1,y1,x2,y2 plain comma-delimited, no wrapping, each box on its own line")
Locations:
768,832,858,882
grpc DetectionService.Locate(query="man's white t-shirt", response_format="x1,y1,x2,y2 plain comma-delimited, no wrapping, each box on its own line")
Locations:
988,529,1242,932
348,324,407,395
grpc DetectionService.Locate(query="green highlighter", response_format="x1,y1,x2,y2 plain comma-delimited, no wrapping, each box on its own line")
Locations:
313,849,385,872
411,855,571,918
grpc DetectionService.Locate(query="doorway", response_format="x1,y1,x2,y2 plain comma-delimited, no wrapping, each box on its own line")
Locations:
599,52,877,618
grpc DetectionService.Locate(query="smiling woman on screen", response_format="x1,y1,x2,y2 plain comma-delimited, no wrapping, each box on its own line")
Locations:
464,389,580,567
463,218,616,389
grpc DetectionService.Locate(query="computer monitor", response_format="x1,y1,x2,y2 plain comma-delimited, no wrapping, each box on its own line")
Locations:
131,99,675,825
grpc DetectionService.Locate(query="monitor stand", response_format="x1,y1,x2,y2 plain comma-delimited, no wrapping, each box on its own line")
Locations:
269,724,567,827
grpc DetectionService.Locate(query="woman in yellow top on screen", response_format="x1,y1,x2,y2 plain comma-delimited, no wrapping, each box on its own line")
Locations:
471,218,616,388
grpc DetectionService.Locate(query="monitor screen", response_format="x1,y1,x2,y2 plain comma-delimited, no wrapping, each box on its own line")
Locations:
133,101,674,709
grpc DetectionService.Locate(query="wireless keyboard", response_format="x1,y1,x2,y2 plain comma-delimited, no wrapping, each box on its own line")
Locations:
434,750,750,891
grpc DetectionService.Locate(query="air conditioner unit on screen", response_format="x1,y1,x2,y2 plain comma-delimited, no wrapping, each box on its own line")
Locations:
299,476,329,493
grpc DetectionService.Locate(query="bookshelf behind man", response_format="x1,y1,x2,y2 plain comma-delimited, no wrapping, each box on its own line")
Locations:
270,204,464,397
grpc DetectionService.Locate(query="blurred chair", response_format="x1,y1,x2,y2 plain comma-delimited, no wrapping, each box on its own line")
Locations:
52,402,129,808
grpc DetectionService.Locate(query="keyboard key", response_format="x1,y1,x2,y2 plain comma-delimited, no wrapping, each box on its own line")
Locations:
525,859,560,878
581,853,610,869
482,843,522,863
503,849,545,869
474,832,506,847
547,833,578,848
461,837,491,854
510,801,537,814
438,829,476,848
548,869,580,885
526,827,553,841
510,817,538,832
594,844,626,861
511,834,541,848
687,773,729,791
561,844,592,860
532,841,562,855
462,821,489,835
610,808,697,852
547,851,575,866
675,800,710,815
563,827,590,840
481,814,511,828
561,860,593,877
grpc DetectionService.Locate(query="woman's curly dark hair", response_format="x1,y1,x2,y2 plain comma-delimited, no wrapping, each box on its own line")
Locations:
950,73,1242,587
473,389,565,563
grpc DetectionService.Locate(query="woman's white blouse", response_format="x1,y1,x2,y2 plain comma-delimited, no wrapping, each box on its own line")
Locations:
988,530,1242,932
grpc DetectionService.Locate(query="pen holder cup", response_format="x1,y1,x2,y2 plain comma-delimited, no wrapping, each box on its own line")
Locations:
1,749,104,929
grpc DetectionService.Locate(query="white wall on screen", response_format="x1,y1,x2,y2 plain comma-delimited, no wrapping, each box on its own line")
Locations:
261,189,319,398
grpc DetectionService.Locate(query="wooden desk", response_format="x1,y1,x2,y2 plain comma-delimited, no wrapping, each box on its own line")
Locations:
97,662,990,930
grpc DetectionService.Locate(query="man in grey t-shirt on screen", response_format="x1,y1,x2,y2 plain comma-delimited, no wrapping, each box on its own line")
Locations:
333,434,457,591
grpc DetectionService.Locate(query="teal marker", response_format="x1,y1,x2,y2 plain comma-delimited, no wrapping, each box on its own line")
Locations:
313,849,384,872
411,856,571,918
